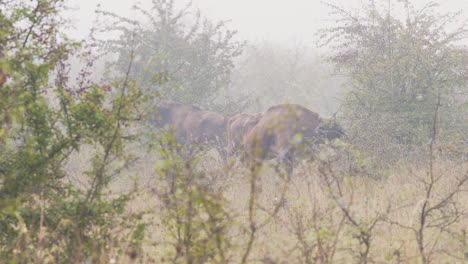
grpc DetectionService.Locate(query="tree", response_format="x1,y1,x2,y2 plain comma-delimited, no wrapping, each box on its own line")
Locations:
0,0,147,262
94,0,245,111
319,0,467,160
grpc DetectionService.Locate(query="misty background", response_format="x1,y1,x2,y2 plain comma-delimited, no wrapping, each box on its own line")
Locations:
67,0,466,43
64,0,467,117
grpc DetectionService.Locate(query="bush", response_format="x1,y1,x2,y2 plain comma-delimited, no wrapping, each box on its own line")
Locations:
0,1,148,262
319,0,468,163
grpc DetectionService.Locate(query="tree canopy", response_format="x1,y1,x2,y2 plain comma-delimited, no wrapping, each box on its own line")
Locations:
94,0,245,111
319,0,467,158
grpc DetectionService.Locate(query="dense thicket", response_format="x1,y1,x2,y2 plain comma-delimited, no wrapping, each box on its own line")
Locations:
319,1,467,163
0,0,147,261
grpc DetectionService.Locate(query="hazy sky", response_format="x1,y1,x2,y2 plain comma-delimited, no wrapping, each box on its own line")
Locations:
67,0,467,44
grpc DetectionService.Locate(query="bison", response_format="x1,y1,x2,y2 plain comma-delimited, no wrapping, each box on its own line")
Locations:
239,104,343,173
226,112,263,159
151,100,228,158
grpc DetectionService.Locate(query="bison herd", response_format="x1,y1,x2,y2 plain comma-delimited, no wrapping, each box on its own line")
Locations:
151,100,344,172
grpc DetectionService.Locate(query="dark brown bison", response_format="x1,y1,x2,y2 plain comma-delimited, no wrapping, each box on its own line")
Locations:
226,112,263,159
241,104,343,172
317,118,344,143
151,100,228,158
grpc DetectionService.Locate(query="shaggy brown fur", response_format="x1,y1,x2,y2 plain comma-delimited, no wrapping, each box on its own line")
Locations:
226,112,263,159
243,104,322,171
152,100,228,157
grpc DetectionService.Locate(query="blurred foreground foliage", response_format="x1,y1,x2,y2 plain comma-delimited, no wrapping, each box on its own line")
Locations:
0,0,148,262
152,131,232,263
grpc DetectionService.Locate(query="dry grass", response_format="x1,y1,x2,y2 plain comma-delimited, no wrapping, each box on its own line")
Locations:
80,144,467,263
59,120,468,264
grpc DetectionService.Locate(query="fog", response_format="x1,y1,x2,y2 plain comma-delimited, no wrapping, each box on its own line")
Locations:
68,0,467,43
64,0,467,115
2,1,467,261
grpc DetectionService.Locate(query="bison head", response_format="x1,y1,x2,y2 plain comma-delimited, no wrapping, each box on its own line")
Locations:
317,119,344,142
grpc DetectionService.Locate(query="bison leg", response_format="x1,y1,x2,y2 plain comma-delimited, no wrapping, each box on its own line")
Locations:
278,149,295,176
216,144,230,165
